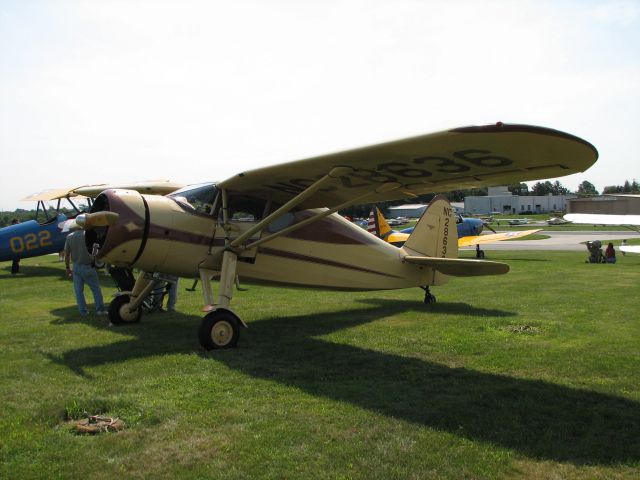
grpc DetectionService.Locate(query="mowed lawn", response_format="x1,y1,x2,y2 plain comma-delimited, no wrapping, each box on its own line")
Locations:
1,251,639,479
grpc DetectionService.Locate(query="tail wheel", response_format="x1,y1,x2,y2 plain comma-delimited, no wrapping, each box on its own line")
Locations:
109,294,142,325
199,310,240,350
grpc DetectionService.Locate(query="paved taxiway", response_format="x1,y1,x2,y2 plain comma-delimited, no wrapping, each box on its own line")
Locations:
464,231,639,251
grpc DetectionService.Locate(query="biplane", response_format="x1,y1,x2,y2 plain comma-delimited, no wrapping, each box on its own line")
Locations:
0,181,183,266
73,123,598,350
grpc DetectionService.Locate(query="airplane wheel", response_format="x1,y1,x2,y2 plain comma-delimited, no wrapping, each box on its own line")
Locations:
424,293,437,304
199,310,240,350
109,294,142,325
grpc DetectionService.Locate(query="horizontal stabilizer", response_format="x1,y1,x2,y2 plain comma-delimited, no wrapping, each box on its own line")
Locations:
404,255,509,276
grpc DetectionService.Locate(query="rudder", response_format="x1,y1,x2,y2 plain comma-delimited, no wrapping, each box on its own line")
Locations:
403,195,458,259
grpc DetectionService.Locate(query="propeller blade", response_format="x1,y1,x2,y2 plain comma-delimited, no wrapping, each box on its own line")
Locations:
483,222,497,234
75,212,120,229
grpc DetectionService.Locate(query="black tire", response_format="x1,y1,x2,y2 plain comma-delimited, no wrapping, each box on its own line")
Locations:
108,294,142,325
198,310,240,350
424,293,437,304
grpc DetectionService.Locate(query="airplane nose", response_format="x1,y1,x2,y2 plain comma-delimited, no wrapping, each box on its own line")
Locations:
86,189,148,266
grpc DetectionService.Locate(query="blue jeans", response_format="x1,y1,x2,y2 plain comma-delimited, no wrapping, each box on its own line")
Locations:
167,279,178,311
72,263,105,314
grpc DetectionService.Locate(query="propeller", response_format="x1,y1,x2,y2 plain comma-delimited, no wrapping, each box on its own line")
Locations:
74,212,120,230
483,221,497,234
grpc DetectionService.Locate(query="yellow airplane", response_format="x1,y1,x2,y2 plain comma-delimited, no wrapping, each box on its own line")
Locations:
367,206,542,251
74,123,597,350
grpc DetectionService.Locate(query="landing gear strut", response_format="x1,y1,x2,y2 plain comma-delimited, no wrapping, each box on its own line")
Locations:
421,286,437,304
198,250,246,350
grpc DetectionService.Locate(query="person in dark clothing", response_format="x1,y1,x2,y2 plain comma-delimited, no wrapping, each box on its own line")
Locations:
605,242,616,264
10,219,20,274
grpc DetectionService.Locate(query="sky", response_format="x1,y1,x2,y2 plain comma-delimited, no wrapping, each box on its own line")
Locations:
1,0,639,210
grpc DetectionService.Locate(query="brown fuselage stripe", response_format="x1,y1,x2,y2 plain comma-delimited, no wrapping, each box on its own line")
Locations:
258,247,404,279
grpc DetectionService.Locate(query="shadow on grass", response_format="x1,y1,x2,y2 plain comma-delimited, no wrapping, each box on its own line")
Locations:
48,299,639,465
0,264,68,279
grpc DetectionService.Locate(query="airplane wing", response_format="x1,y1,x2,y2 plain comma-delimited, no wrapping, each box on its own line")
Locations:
22,181,184,202
21,188,82,202
620,245,640,254
458,229,542,247
219,123,598,208
72,180,185,197
564,213,640,226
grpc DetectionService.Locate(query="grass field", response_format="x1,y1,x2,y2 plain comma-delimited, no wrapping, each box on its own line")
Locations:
1,251,640,479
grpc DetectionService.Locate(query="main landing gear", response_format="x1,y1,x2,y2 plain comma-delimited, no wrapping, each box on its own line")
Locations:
108,294,142,324
198,309,241,350
421,286,437,304
197,250,247,350
107,272,165,325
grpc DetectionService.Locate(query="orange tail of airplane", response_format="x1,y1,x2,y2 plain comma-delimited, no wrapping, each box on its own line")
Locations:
368,206,393,239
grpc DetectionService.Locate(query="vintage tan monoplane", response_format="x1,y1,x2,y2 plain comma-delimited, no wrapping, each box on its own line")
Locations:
73,123,598,349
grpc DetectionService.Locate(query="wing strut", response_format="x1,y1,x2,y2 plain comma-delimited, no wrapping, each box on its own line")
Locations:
227,166,355,249
244,182,401,250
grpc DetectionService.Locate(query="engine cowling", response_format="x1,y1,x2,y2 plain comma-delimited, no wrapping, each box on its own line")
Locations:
88,189,218,277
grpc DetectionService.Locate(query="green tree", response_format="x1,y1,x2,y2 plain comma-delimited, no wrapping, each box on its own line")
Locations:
577,180,598,195
508,183,529,196
531,181,553,195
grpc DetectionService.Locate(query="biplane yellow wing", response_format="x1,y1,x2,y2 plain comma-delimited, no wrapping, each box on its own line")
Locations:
457,229,542,247
21,188,83,202
21,181,185,202
219,123,597,207
72,180,184,197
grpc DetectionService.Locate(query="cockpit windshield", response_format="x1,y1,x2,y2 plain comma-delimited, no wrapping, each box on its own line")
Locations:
168,183,218,215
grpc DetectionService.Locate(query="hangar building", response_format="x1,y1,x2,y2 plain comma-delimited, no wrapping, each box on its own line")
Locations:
567,194,640,214
464,186,569,215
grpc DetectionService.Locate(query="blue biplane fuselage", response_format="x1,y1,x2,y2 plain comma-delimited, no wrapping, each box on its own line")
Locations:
0,214,69,262
400,215,484,238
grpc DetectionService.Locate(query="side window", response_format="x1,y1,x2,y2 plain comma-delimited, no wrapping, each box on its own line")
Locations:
227,195,267,222
169,184,218,216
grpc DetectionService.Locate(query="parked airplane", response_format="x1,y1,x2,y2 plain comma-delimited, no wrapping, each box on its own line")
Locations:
547,216,570,225
507,218,531,225
73,123,597,350
0,181,184,267
564,213,640,232
367,206,541,249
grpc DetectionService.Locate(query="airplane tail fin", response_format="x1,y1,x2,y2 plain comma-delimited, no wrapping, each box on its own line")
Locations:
402,195,509,282
367,206,393,239
403,195,458,259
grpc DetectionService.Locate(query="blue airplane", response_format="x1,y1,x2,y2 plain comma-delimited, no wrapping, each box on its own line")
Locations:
0,187,88,268
0,213,71,263
398,213,492,237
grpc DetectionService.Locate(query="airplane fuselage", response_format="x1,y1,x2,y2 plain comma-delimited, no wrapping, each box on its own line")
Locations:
0,214,69,262
89,189,445,290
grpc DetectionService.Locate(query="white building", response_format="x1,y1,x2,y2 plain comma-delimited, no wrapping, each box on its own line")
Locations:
464,186,570,215
387,204,428,218
387,202,463,218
